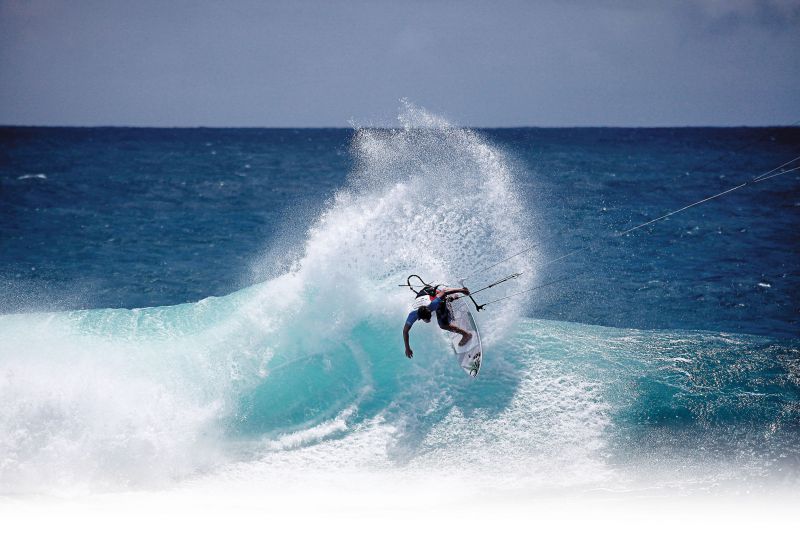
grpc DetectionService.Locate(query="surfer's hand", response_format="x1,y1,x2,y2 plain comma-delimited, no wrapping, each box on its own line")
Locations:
462,287,470,295
405,347,413,358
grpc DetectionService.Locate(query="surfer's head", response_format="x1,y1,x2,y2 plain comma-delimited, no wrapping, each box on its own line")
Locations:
417,306,432,322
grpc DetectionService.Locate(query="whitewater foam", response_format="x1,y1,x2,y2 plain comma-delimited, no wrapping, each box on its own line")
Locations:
0,103,542,493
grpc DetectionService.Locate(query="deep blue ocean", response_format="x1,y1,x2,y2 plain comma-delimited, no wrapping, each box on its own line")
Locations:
1,106,798,494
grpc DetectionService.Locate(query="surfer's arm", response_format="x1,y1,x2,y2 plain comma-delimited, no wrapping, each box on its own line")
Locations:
437,287,470,298
403,323,413,358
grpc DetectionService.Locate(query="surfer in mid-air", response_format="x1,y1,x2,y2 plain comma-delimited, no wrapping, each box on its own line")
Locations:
403,286,472,358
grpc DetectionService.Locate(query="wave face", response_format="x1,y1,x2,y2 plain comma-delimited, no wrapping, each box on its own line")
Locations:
1,105,798,495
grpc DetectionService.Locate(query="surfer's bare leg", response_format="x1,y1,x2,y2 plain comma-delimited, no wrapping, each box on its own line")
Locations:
443,324,472,346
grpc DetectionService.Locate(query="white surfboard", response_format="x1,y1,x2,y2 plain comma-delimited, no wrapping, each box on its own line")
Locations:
444,297,483,377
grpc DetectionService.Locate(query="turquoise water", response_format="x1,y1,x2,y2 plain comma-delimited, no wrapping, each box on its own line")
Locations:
1,104,798,493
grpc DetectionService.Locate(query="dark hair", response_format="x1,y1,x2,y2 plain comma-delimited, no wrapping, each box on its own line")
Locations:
417,306,432,320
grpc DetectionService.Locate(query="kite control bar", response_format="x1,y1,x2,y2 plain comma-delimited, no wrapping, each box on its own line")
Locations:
458,278,484,312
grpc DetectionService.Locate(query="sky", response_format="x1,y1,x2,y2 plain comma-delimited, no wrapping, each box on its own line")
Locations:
0,0,798,127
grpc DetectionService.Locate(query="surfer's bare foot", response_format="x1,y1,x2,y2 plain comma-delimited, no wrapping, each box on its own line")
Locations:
459,332,472,346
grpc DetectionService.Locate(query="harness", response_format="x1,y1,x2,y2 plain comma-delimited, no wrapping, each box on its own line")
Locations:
407,275,450,325
415,284,439,299
404,274,485,313
407,275,439,301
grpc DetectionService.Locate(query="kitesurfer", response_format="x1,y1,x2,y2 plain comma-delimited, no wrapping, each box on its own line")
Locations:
403,286,472,359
